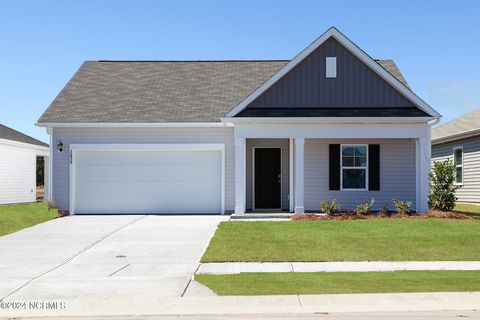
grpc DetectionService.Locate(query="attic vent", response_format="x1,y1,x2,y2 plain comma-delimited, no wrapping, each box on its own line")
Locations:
326,57,337,78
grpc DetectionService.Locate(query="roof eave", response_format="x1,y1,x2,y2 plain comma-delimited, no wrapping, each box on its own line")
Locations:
222,116,435,125
432,128,480,145
35,122,226,128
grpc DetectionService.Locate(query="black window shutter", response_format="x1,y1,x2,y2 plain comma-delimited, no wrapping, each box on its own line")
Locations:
368,144,380,191
329,144,340,190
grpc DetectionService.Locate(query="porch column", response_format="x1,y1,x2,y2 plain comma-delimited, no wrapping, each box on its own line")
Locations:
416,137,430,213
234,138,246,214
294,138,305,214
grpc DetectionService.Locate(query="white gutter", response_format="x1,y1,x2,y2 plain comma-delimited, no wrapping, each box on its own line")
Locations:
35,122,226,128
0,137,49,152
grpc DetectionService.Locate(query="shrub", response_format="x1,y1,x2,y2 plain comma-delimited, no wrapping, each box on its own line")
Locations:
392,199,413,215
429,160,459,212
355,198,375,215
47,201,57,211
320,199,339,215
379,203,390,215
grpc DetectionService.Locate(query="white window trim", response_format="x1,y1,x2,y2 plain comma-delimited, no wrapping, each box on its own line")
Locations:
453,146,463,186
340,144,369,191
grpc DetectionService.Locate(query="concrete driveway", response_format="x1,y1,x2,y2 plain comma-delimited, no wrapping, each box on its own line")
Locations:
0,215,228,302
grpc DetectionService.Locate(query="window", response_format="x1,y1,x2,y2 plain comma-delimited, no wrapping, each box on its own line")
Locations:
326,57,337,78
341,145,368,190
453,146,463,185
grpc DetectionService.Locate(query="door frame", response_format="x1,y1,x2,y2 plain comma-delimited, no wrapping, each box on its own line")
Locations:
252,146,282,210
68,143,225,215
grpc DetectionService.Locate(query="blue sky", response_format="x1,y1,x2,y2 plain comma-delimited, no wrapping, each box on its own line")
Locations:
1,0,479,143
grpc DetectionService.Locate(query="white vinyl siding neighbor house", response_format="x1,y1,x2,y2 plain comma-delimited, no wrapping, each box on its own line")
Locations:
37,27,440,215
0,125,49,205
432,109,480,204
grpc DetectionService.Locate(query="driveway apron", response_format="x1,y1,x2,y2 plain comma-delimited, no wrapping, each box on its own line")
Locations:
0,215,227,301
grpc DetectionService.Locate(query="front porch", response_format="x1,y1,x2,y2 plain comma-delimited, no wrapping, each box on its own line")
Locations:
232,121,431,215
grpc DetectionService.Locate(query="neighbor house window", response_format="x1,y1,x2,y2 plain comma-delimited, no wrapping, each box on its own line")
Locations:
341,145,368,190
453,146,463,185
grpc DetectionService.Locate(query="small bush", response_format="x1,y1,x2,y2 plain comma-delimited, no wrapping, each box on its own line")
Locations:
393,199,413,215
47,201,57,211
320,199,339,215
355,198,375,215
429,160,459,212
379,204,390,215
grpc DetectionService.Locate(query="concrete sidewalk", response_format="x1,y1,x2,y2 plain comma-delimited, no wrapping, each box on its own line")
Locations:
0,292,479,318
196,261,480,274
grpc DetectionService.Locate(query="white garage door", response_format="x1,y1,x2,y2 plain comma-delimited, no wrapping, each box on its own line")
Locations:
72,146,223,214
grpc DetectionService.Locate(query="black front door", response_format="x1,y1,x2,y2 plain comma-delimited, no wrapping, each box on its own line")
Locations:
254,148,281,209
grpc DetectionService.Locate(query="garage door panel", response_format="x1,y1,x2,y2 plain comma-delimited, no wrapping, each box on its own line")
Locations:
75,194,218,214
76,164,220,183
77,151,220,166
76,180,220,198
73,148,222,214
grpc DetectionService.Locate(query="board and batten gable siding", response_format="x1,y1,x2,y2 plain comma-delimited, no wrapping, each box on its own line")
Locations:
304,139,416,211
246,139,290,210
432,135,480,203
51,127,235,212
247,38,416,109
0,142,36,204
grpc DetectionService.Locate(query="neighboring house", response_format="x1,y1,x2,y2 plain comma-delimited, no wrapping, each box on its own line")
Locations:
432,108,480,204
0,124,49,204
36,27,440,215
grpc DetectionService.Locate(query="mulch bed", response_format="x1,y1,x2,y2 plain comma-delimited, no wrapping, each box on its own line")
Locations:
292,209,473,221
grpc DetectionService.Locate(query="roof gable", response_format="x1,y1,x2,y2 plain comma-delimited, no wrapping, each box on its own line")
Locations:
245,37,416,109
226,27,440,118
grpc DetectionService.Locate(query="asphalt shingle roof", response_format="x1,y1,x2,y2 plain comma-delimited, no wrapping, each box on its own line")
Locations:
0,124,49,147
432,107,480,142
38,60,409,123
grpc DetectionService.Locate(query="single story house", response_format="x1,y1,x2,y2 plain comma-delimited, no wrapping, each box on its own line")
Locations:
0,124,49,204
36,27,440,215
432,108,480,204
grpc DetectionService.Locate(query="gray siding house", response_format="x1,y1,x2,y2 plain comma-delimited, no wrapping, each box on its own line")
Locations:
37,27,440,215
432,108,480,203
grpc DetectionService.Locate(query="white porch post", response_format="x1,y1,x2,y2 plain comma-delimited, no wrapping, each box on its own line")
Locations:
294,138,305,214
416,137,431,213
234,137,246,214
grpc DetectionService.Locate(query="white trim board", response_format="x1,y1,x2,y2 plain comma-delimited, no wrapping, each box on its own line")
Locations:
225,27,441,119
68,143,226,215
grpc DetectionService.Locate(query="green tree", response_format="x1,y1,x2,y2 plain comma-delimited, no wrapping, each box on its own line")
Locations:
429,160,459,211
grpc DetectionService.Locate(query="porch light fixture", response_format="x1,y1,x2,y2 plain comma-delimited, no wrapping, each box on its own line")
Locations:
57,140,64,152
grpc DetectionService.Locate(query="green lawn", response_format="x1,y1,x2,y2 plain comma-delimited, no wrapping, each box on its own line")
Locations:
0,202,58,237
196,271,480,295
201,219,480,262
455,203,480,219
